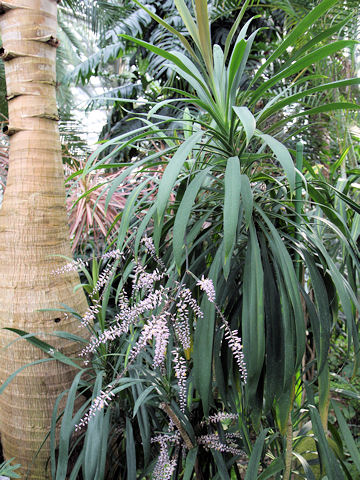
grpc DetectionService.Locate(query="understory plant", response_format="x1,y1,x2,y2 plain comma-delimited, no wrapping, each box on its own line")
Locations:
46,239,251,479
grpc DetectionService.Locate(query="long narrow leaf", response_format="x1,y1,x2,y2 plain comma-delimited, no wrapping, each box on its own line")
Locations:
224,156,241,263
156,131,203,225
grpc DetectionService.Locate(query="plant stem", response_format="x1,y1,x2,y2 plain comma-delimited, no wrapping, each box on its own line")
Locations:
283,409,293,480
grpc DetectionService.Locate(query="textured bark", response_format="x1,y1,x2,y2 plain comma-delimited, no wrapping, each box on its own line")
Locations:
0,1,88,478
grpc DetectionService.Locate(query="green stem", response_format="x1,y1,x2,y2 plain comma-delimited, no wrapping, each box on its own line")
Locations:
283,378,296,480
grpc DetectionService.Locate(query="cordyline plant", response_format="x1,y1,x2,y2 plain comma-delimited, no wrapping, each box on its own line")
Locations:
65,158,128,251
77,0,360,477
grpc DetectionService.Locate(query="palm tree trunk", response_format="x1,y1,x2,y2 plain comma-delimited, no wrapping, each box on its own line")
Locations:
0,1,88,478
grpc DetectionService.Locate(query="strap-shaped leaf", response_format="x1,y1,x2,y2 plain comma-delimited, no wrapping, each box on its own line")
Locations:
332,401,360,472
132,0,198,60
251,40,357,106
194,0,213,73
193,243,223,416
255,131,295,191
257,78,360,125
251,0,340,84
57,370,85,480
173,168,211,270
244,429,268,480
83,373,108,480
224,0,251,60
126,418,137,480
234,107,256,146
184,447,198,480
256,208,305,376
240,174,253,225
156,131,203,225
117,177,151,249
175,0,201,53
224,156,241,263
308,402,345,479
242,222,265,402
227,40,246,94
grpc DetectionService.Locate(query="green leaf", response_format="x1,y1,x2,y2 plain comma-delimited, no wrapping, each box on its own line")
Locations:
257,208,305,378
173,168,211,270
184,447,198,480
291,452,316,480
255,132,295,191
3,328,82,370
332,401,360,472
126,417,137,480
302,251,331,373
194,0,213,73
211,449,230,479
83,373,109,480
224,0,251,61
56,370,85,480
193,243,223,416
132,0,197,60
257,457,284,480
224,156,241,264
258,78,360,125
133,386,155,417
244,429,268,480
227,40,246,95
156,131,203,225
117,177,151,249
242,222,265,402
233,106,256,146
252,0,342,84
213,44,226,108
240,174,253,225
251,40,357,106
308,403,344,480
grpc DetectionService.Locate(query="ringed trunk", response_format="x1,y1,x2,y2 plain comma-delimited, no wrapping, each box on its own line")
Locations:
0,1,88,478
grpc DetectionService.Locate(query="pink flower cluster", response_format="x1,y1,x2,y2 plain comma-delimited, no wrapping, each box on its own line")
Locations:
152,436,177,480
173,349,187,412
196,275,216,303
129,314,170,368
52,257,88,275
197,433,243,455
75,388,115,431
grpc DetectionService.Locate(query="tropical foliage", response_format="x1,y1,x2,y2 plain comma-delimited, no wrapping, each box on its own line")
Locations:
0,0,359,479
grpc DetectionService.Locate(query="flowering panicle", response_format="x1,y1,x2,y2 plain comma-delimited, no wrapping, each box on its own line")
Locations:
70,239,248,467
196,275,216,303
197,433,243,455
101,249,124,261
152,436,177,480
80,322,125,357
80,301,100,327
202,412,239,426
52,258,88,275
133,262,165,292
90,262,116,298
75,388,115,430
196,275,247,382
142,236,165,268
223,323,247,382
173,349,187,412
129,314,170,368
177,283,203,319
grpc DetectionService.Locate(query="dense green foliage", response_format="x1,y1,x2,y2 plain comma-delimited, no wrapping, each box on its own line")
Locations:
1,0,359,478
